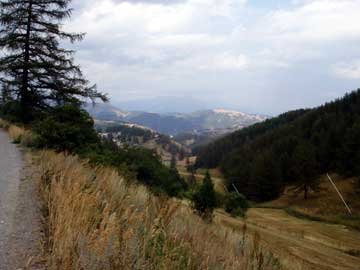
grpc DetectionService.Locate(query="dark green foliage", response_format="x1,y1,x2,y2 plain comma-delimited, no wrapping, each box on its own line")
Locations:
289,142,321,199
34,105,99,152
32,105,188,197
0,100,25,123
225,192,249,217
196,90,360,202
192,171,217,219
84,142,188,197
176,132,218,150
170,154,177,170
0,0,107,122
195,109,308,168
105,124,153,143
156,134,186,158
0,83,11,106
128,149,187,197
188,171,197,187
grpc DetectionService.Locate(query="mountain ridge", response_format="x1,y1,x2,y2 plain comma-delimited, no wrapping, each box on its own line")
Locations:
85,103,268,136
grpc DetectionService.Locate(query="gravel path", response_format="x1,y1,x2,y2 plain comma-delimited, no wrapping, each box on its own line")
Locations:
0,129,43,270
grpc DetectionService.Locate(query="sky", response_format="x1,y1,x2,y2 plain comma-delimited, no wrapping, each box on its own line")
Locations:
66,0,360,115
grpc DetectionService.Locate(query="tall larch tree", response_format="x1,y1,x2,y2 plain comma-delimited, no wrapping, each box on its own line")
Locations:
0,0,107,122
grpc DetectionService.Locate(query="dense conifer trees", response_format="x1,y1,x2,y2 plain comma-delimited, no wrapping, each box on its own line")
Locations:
196,90,360,201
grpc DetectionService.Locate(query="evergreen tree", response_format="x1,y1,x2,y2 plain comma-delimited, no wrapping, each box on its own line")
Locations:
290,142,321,199
225,192,249,217
0,83,10,105
192,171,217,220
188,170,196,187
0,0,107,122
170,153,177,170
35,104,99,152
249,150,283,201
340,118,360,176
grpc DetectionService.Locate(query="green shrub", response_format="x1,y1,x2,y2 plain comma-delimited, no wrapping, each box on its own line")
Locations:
0,101,24,123
32,104,188,198
34,105,99,152
192,172,217,220
215,191,227,208
80,140,188,197
225,192,249,217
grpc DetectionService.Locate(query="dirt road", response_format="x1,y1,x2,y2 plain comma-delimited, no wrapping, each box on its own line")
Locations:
216,208,360,270
0,130,42,270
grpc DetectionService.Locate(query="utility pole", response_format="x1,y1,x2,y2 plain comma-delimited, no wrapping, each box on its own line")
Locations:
232,183,241,195
327,174,352,215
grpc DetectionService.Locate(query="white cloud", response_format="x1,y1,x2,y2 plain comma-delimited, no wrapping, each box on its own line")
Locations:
266,0,360,42
65,0,360,114
333,60,360,79
67,0,250,71
202,52,248,70
149,34,224,47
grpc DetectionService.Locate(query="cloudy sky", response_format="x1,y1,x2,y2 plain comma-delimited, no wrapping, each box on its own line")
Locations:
66,0,360,115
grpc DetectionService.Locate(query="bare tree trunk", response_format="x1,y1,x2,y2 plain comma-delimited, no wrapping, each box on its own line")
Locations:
304,185,308,200
20,0,33,122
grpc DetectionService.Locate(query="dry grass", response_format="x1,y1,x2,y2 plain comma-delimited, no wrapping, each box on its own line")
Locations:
0,118,34,146
35,150,280,270
0,118,11,129
258,174,360,230
263,174,360,214
6,124,35,146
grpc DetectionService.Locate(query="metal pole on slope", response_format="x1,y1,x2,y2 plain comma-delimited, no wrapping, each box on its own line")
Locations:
326,173,352,215
232,183,241,195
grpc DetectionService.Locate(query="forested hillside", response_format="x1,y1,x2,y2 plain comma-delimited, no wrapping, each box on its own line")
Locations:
195,90,360,201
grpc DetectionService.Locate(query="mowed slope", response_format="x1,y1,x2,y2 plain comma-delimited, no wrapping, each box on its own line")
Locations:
216,208,360,270
215,175,360,270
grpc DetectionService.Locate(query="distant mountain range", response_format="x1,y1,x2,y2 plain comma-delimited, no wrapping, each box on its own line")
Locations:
85,103,268,136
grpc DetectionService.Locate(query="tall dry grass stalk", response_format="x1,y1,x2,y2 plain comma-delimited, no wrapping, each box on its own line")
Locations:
6,124,34,146
36,151,280,270
0,118,12,130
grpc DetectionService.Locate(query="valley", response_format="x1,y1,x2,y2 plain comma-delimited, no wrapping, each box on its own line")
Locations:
85,103,267,136
1,0,360,269
89,93,360,270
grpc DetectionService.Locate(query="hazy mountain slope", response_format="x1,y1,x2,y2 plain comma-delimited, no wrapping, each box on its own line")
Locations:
85,103,267,135
84,103,129,120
